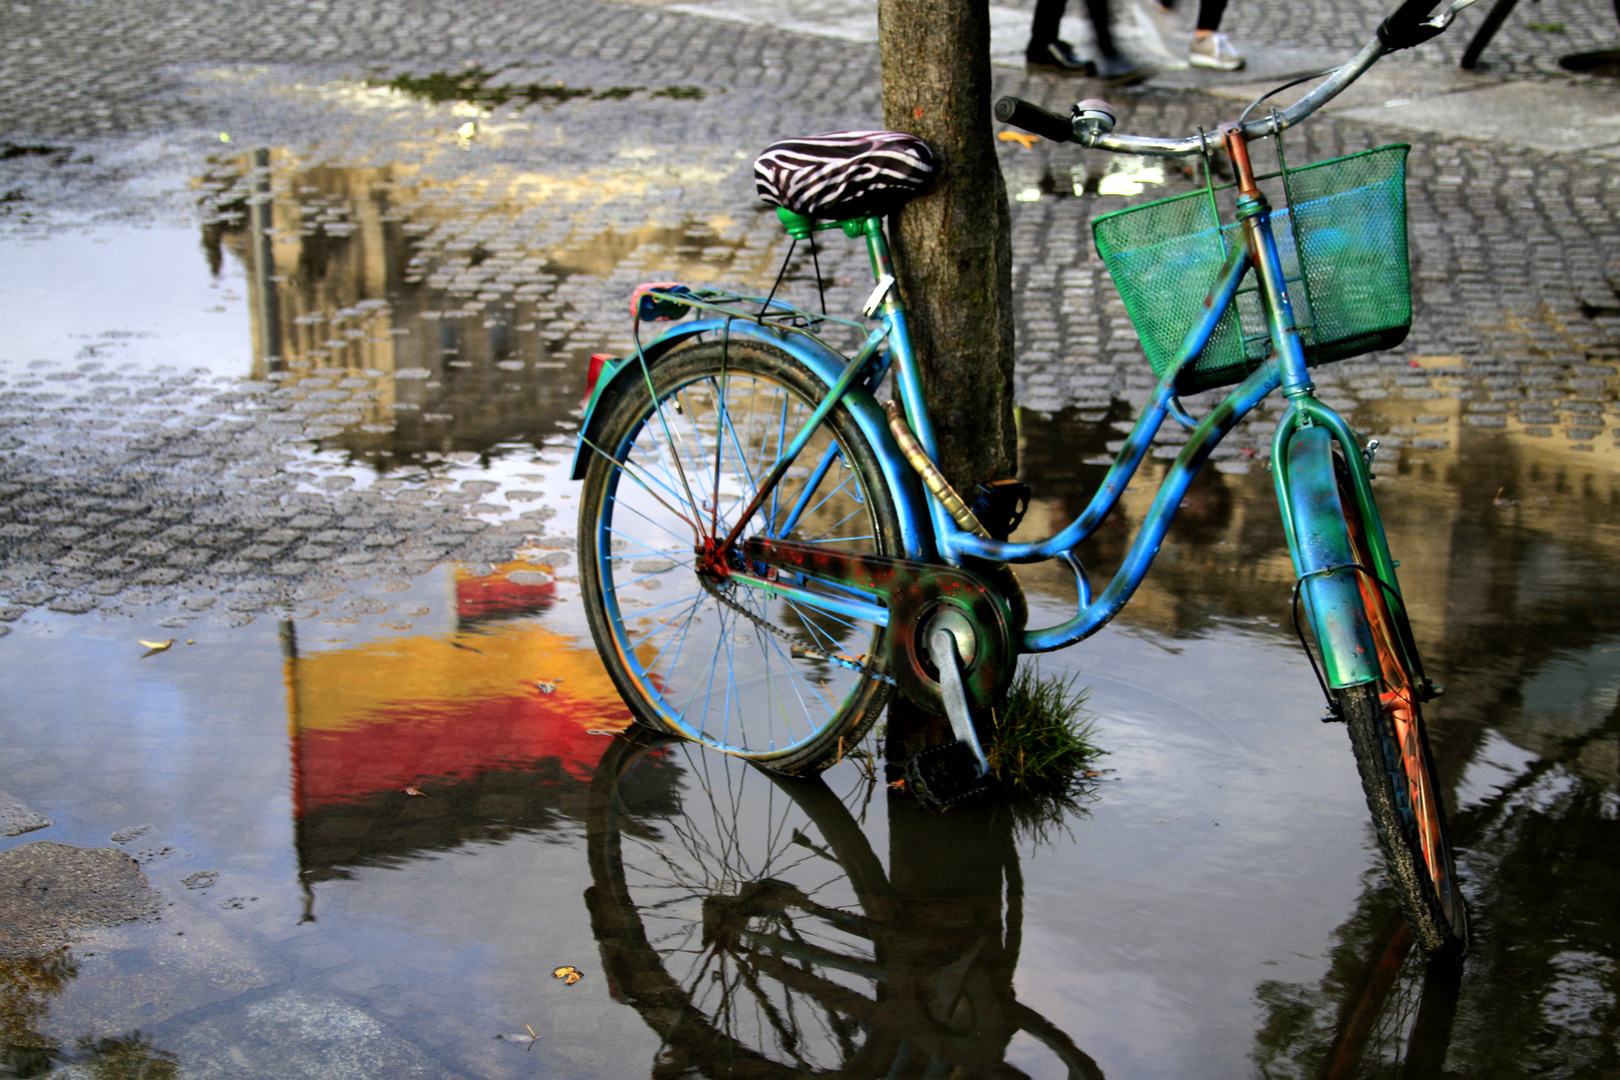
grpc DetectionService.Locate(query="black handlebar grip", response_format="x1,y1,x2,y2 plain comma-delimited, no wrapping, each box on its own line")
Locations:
994,96,1073,143
1377,0,1446,49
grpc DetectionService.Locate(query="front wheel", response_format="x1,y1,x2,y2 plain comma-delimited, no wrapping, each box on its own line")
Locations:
1334,463,1469,958
577,338,900,774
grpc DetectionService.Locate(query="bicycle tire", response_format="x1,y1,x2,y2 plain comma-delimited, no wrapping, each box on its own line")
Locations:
578,338,899,774
1332,462,1469,958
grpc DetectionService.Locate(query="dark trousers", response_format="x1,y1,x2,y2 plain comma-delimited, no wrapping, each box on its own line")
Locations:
1029,0,1120,60
1165,0,1230,32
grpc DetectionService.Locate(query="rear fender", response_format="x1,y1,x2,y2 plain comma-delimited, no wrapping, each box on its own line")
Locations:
1279,425,1380,689
570,319,931,559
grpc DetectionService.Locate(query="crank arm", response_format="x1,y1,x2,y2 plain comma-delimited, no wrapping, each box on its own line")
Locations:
926,628,990,775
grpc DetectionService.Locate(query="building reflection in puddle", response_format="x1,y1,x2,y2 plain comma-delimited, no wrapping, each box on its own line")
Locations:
283,557,633,907
197,146,786,471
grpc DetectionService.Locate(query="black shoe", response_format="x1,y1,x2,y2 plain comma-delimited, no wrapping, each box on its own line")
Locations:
1026,39,1097,76
1094,54,1152,84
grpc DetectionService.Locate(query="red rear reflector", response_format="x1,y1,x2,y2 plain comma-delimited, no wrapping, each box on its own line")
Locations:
587,353,613,395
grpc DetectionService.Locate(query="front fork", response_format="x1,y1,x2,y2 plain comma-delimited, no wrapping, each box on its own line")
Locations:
1223,124,1423,696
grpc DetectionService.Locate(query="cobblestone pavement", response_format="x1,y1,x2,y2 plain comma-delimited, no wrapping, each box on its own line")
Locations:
2,0,1619,634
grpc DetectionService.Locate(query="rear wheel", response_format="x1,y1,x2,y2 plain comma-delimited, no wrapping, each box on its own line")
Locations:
1333,463,1469,957
578,339,899,774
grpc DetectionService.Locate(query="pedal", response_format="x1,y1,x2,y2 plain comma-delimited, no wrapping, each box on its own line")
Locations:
968,479,1031,542
904,740,992,811
904,625,992,812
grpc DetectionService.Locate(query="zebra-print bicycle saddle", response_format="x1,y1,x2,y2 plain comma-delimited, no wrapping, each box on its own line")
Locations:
754,130,935,220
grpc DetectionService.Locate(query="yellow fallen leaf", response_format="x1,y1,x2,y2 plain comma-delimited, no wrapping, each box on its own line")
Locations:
404,787,427,797
998,130,1040,149
552,965,583,985
139,639,174,652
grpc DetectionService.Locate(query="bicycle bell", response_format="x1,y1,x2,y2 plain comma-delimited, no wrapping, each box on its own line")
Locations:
1073,99,1117,142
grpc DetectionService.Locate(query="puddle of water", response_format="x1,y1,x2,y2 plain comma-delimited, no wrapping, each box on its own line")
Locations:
1560,49,1620,78
0,226,252,379
187,149,778,472
2,139,1618,1078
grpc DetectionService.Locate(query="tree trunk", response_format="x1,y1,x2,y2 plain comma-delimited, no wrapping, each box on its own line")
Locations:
877,0,1017,770
877,0,1017,495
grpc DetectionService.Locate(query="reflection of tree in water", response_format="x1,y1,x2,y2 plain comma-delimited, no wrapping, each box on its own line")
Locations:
1252,710,1619,1079
2,949,75,1075
585,732,1104,1079
1,948,178,1078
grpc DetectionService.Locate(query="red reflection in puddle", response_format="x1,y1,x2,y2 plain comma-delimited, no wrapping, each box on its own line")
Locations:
294,686,616,812
288,563,632,816
453,563,557,622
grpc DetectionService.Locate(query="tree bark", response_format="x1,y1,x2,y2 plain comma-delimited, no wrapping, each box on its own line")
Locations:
877,0,1017,496
877,0,1017,769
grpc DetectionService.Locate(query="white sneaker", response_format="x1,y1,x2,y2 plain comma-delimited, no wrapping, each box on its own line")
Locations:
1133,0,1185,60
1188,31,1245,70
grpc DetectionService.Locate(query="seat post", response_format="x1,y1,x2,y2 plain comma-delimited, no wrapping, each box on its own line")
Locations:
858,217,902,315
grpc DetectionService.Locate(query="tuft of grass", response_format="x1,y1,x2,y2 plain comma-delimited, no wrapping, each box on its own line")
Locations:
986,665,1102,797
1526,21,1565,31
984,665,1103,839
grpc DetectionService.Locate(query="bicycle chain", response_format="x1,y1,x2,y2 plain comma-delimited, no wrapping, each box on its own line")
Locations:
699,575,897,686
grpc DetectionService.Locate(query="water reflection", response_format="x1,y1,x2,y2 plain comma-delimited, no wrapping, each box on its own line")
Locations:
1011,396,1620,1074
1,948,179,1077
1253,693,1618,1077
283,560,632,899
140,137,1620,1075
585,733,1103,1079
197,149,768,469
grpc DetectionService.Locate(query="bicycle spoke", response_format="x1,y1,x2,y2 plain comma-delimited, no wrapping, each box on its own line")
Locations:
583,435,700,540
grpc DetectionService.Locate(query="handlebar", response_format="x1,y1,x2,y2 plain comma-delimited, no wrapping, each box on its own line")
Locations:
995,0,1476,157
992,97,1073,143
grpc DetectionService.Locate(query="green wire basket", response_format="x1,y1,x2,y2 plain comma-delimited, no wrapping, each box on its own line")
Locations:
1092,143,1411,395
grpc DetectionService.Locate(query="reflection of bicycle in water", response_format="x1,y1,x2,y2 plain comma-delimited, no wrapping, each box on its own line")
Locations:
1255,707,1620,1079
584,730,1104,1079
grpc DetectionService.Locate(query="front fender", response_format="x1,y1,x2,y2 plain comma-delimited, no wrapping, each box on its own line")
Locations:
1279,425,1380,689
570,319,931,559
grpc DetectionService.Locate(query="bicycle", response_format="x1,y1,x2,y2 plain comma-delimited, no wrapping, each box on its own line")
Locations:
571,0,1481,956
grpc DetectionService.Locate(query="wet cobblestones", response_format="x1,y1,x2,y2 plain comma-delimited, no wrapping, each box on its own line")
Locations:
0,360,577,632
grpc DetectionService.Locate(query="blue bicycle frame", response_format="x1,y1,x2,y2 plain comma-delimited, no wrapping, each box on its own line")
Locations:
574,130,1410,692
